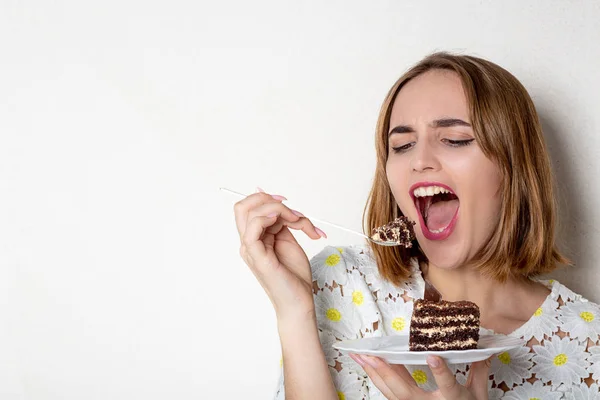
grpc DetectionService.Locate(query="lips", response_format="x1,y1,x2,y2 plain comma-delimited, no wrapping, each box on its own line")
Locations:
409,182,460,241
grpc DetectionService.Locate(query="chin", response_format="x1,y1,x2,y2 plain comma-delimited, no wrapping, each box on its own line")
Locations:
425,255,464,270
416,237,468,270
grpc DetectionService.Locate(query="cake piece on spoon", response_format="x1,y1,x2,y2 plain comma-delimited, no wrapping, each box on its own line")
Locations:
370,216,416,247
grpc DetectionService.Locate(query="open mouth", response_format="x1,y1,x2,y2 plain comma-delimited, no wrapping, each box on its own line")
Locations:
412,184,460,237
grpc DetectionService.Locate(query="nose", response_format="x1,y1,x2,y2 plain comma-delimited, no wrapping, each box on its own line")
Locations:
410,141,441,172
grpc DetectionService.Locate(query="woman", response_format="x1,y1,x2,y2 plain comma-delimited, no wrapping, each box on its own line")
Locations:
233,52,600,399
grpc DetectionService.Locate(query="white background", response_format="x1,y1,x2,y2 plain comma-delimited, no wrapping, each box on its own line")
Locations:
1,1,599,399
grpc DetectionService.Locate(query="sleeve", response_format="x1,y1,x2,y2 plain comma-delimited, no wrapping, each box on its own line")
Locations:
274,246,379,400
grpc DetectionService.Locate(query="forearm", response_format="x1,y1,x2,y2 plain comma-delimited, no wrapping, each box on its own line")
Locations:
278,311,337,400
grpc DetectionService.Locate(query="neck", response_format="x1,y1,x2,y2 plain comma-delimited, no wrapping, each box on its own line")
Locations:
421,260,505,303
420,260,549,333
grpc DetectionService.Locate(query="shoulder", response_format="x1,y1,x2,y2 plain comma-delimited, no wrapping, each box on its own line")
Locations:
494,281,600,393
552,281,600,341
532,280,600,354
541,279,588,304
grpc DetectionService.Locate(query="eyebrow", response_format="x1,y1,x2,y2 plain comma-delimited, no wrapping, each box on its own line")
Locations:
388,118,471,136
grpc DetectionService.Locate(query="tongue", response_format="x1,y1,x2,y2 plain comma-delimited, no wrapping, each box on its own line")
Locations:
426,199,459,231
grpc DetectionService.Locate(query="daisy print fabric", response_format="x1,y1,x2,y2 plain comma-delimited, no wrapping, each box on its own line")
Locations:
274,245,600,399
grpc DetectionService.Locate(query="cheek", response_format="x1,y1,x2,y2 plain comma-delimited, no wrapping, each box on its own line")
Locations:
479,163,503,199
386,159,412,209
462,151,502,193
473,163,503,219
386,158,404,190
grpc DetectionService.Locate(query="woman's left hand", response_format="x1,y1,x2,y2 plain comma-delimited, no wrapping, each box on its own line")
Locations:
349,353,492,400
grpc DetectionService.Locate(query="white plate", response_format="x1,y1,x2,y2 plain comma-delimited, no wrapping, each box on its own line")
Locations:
333,334,525,365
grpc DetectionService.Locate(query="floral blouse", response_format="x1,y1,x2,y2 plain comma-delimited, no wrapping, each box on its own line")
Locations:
274,245,600,399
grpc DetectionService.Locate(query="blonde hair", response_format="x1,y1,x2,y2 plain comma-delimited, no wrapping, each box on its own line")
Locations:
363,52,570,284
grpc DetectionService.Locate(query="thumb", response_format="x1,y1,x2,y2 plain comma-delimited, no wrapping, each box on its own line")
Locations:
466,356,492,399
427,355,462,399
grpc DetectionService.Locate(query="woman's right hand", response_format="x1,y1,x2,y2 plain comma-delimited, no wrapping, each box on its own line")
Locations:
234,189,326,323
351,354,492,400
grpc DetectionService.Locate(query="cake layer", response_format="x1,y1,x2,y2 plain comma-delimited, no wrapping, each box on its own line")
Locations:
410,338,478,351
411,320,479,330
411,314,478,323
410,325,480,336
410,327,479,340
413,302,479,314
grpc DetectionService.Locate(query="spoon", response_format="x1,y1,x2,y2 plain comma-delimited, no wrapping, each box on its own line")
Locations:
220,187,400,247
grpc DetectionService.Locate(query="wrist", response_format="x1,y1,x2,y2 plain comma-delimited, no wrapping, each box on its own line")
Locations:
276,307,317,336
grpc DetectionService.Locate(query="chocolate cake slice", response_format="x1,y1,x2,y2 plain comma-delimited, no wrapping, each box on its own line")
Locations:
409,299,480,351
371,216,416,248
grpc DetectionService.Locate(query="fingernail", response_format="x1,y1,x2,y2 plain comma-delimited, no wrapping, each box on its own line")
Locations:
291,210,304,217
267,212,278,218
349,353,365,367
426,355,440,368
361,355,379,368
315,227,327,238
256,187,266,193
271,195,287,201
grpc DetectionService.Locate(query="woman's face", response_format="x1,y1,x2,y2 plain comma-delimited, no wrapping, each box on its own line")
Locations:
386,70,503,269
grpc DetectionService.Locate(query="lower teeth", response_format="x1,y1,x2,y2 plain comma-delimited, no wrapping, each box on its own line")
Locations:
430,226,448,234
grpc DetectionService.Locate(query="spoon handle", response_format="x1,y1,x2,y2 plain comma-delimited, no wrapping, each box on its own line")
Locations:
219,187,370,240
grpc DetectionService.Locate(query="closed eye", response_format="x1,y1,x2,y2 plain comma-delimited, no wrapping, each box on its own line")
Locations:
444,139,475,147
391,139,474,154
391,143,414,153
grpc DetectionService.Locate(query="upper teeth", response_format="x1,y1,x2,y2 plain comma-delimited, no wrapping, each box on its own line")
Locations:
413,186,452,197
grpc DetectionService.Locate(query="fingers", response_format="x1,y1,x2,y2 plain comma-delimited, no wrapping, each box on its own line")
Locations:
356,354,487,400
427,356,463,399
237,191,327,271
465,357,492,399
360,366,399,400
233,191,287,237
355,355,415,399
389,364,419,388
247,201,299,225
253,204,323,241
240,214,279,269
242,204,322,262
234,190,326,241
